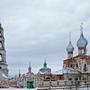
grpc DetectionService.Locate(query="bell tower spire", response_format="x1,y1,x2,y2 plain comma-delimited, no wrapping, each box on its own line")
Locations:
28,61,31,73
43,58,47,68
69,32,71,42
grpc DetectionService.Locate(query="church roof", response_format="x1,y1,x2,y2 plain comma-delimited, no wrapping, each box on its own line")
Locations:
40,67,51,72
66,32,74,53
66,41,74,53
77,24,88,49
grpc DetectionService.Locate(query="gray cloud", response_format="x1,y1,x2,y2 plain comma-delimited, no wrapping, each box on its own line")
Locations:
0,0,90,75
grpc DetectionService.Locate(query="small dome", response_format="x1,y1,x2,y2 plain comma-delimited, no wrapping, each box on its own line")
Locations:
39,68,51,73
39,60,51,74
77,31,88,49
66,41,74,53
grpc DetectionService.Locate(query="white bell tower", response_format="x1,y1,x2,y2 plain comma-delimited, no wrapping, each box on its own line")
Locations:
0,23,8,80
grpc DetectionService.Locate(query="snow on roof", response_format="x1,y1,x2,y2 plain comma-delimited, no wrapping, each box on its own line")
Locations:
52,69,63,75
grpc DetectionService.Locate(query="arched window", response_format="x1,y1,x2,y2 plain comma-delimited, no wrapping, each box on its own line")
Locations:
0,41,2,48
70,64,72,67
46,77,50,80
83,64,87,72
0,67,1,69
0,31,1,35
69,78,72,80
0,54,2,61
76,64,78,68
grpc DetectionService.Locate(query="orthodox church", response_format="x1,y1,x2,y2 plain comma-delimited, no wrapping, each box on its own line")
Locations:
0,23,8,80
63,24,90,85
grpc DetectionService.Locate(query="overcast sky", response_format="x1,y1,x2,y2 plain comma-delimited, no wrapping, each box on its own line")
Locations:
0,0,90,76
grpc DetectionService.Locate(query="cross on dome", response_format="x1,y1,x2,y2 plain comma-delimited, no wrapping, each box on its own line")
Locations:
80,23,83,34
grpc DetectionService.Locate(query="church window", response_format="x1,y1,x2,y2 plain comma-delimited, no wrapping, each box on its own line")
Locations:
69,78,72,80
81,49,84,54
75,77,78,80
83,64,87,72
76,64,78,67
0,31,1,36
0,41,2,48
0,67,1,69
70,64,72,67
46,77,50,80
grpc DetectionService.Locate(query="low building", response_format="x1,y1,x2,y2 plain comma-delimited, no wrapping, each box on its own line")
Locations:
37,61,65,87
